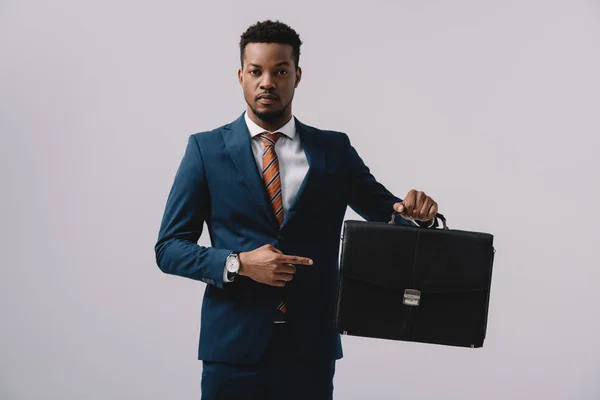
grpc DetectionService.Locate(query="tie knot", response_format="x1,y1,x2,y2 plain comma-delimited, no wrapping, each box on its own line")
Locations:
259,132,281,147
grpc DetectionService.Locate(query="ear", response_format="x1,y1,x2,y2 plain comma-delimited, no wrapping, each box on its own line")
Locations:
238,67,243,86
294,66,302,88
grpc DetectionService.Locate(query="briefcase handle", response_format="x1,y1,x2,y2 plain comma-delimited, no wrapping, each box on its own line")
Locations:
388,211,449,230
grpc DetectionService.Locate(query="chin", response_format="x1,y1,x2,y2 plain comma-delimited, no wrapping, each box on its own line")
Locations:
255,103,278,111
251,105,285,123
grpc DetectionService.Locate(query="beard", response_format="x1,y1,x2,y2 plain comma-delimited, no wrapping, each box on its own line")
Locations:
248,97,293,123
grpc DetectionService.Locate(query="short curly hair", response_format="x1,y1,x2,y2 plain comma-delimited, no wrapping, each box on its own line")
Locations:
239,20,303,69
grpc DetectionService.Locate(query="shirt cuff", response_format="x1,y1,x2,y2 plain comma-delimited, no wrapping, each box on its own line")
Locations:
223,262,233,283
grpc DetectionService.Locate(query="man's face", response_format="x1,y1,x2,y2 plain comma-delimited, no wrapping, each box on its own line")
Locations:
238,42,302,125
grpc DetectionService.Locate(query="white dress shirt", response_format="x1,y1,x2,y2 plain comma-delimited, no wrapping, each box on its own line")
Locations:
245,111,310,214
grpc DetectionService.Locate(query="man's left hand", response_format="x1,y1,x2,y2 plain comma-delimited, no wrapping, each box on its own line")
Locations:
393,189,438,221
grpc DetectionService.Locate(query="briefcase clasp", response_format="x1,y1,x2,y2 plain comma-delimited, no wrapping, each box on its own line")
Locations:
403,289,421,306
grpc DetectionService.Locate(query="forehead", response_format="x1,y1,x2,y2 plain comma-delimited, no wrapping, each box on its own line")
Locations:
242,42,294,67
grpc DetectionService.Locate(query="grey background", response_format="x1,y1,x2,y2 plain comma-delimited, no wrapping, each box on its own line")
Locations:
2,0,599,399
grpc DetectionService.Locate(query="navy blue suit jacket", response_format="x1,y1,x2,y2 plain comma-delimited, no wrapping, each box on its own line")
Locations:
155,113,418,364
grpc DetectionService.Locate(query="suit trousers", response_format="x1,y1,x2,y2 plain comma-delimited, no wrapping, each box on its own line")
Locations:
201,323,336,399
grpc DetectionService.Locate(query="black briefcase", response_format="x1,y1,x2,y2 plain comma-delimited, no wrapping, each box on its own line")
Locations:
335,213,495,348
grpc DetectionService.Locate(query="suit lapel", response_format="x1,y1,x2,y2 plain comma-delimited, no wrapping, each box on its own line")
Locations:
281,117,325,229
221,113,280,230
222,113,326,231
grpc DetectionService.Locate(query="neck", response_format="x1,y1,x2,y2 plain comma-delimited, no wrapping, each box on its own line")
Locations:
246,106,293,132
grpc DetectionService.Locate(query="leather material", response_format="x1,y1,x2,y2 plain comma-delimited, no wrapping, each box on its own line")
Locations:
335,219,495,348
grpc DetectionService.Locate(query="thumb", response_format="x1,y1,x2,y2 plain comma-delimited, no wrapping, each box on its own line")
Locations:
270,246,283,254
264,244,283,254
394,202,405,213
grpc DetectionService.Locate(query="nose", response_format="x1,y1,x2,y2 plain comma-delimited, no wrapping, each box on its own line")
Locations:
259,73,276,90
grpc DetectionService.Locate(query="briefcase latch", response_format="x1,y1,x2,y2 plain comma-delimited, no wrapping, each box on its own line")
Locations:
403,289,421,306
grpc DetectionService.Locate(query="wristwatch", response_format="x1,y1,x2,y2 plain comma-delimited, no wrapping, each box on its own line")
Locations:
225,251,241,281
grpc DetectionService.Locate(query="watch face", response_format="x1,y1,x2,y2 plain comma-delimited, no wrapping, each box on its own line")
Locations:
226,256,239,273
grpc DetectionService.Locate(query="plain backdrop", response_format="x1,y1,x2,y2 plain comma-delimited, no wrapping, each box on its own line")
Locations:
1,0,599,399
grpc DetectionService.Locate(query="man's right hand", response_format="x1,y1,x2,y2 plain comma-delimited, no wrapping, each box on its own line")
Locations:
238,244,313,287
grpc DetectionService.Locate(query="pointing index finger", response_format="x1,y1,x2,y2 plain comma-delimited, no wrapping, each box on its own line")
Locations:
280,255,313,265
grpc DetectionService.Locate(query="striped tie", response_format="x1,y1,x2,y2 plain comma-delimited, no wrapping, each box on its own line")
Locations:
259,132,287,321
259,133,284,225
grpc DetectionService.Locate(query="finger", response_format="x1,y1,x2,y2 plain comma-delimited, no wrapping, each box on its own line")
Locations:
270,246,283,254
413,191,426,218
275,264,296,275
274,272,294,282
271,280,286,287
404,189,417,216
279,255,313,265
426,202,438,220
394,202,405,213
403,200,413,217
418,197,433,220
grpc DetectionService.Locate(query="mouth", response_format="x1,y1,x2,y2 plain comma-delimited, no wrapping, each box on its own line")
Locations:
257,95,279,105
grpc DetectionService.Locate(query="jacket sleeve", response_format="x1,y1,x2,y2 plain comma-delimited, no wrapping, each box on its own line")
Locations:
343,133,437,228
154,134,232,288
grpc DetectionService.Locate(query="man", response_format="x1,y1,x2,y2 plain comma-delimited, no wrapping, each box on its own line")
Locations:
155,20,439,399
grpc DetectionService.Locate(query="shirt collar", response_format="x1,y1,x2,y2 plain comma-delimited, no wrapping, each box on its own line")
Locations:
244,111,296,140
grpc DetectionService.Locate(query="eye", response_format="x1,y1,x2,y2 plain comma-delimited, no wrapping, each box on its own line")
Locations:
249,69,261,76
278,69,288,75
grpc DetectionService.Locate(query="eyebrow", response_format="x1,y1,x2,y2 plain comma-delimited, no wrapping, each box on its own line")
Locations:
247,61,291,68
